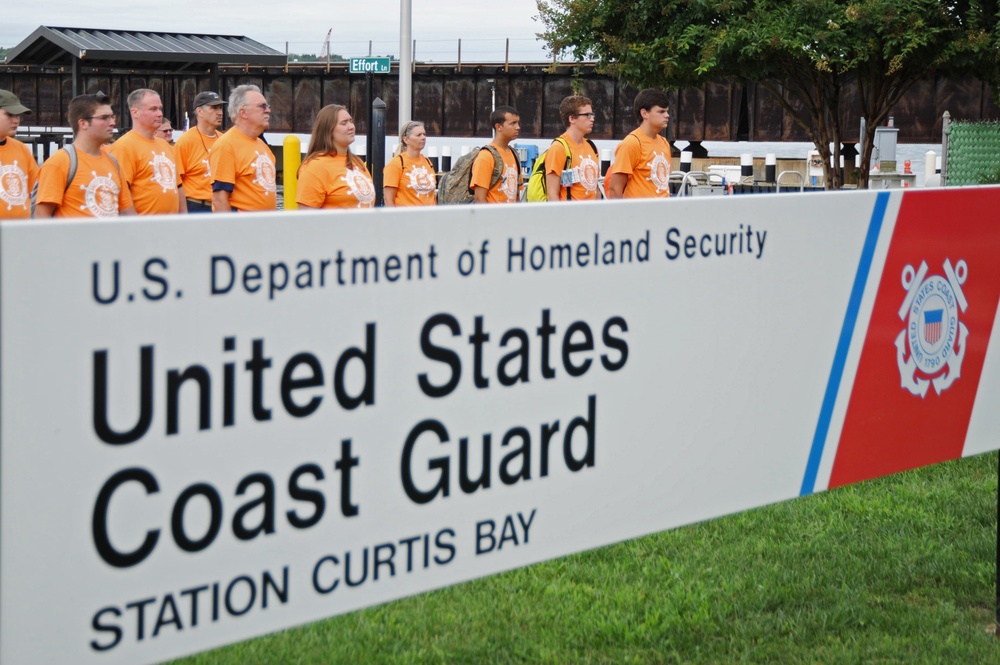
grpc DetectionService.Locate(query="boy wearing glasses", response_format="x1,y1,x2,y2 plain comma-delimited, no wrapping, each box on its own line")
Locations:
210,84,276,213
544,95,601,201
111,89,187,214
34,93,136,218
155,120,175,144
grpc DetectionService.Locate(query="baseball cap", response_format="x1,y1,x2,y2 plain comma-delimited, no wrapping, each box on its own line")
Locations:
194,91,226,109
0,90,31,115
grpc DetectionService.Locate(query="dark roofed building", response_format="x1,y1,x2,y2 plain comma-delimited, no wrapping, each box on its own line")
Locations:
6,26,285,77
2,26,286,128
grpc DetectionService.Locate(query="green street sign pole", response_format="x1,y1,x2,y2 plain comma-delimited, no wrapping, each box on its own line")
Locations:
366,71,373,176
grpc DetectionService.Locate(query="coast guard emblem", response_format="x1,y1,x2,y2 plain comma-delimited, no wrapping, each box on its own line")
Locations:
895,259,968,397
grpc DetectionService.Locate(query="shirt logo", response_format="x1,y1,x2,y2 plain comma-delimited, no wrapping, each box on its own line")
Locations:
578,154,599,193
646,151,671,193
500,164,519,202
80,171,121,217
251,151,277,195
148,151,177,193
895,258,968,397
343,168,375,207
406,164,436,198
0,161,28,210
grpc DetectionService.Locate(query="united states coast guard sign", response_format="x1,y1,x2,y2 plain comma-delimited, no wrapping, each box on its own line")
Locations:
896,258,968,397
2,187,999,665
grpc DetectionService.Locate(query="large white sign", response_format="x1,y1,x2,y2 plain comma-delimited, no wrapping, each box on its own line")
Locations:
2,188,999,663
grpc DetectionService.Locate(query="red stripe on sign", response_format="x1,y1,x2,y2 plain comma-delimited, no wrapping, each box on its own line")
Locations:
829,188,1000,488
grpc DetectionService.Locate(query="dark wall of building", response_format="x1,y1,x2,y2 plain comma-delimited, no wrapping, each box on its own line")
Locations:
0,63,996,143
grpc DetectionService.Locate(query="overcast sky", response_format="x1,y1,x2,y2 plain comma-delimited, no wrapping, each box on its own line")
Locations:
1,0,553,61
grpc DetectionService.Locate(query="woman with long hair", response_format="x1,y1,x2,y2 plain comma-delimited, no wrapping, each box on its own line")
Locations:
296,104,375,209
383,120,437,206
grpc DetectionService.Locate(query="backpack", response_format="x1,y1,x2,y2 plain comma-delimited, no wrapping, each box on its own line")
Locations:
31,144,76,217
525,137,599,202
436,145,505,204
30,145,121,217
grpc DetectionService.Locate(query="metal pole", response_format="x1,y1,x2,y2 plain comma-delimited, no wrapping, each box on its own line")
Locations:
372,97,386,207
941,111,951,186
366,72,374,175
399,0,412,130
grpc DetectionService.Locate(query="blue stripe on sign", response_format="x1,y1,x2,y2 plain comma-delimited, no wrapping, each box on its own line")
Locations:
800,191,890,496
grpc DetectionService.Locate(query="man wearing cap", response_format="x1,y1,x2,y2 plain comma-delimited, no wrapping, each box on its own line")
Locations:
110,88,187,214
175,91,226,213
210,84,276,213
0,90,40,219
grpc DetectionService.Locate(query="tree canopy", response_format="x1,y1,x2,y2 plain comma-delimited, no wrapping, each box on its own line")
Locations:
538,0,1000,187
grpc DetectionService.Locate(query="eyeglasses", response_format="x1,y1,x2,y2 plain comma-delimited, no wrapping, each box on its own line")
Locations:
85,114,116,122
244,103,270,111
159,128,173,133
574,112,596,118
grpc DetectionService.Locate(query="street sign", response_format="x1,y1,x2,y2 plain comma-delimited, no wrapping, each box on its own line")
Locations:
349,57,391,74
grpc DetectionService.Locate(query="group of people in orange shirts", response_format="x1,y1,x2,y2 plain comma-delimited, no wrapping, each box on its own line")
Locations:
0,85,673,219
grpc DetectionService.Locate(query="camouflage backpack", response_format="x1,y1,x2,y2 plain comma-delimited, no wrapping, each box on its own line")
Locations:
436,145,505,204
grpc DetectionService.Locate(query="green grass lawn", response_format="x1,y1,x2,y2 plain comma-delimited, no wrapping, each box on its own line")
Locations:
174,452,999,664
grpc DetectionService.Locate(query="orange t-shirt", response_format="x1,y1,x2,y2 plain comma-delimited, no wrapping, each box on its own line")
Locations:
383,153,437,206
174,127,223,202
110,130,181,214
210,129,277,212
470,143,520,203
544,134,600,201
297,154,375,209
0,137,40,219
35,148,133,218
611,129,672,198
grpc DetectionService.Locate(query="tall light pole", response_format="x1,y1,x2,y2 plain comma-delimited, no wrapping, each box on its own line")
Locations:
399,0,412,130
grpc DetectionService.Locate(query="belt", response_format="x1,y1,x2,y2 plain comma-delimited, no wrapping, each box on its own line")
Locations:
186,197,212,206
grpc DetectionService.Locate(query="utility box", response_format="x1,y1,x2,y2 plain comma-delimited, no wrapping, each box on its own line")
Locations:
874,125,899,172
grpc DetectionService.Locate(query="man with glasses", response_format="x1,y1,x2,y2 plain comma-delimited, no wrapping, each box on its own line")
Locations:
175,91,226,213
155,119,175,144
544,95,601,201
0,89,39,219
110,88,187,214
34,93,136,218
607,88,673,199
210,84,276,213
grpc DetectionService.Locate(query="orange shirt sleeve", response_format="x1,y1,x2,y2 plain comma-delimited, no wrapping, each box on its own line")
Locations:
610,134,641,177
35,150,71,208
544,139,568,176
210,138,237,187
383,156,403,189
469,149,496,192
296,158,331,208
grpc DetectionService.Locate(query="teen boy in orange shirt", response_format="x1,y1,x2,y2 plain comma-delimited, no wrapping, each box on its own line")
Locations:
607,88,673,199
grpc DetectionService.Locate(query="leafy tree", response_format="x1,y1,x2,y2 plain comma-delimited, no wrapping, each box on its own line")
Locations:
539,0,1000,188
288,52,347,63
